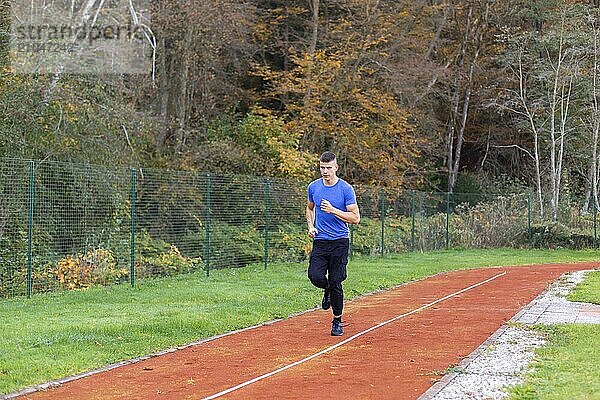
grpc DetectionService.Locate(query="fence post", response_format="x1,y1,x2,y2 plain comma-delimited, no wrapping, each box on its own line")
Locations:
380,188,385,256
527,192,532,248
130,169,136,288
264,178,270,270
411,190,415,252
445,192,450,249
27,160,34,298
205,173,211,277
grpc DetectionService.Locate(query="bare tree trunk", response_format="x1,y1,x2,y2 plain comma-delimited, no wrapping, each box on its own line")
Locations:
503,8,579,221
420,5,450,66
447,83,460,192
447,4,471,193
42,0,103,103
548,14,573,221
591,9,600,214
412,4,452,106
157,36,170,151
554,75,572,217
175,25,193,154
596,155,600,211
548,45,560,221
516,50,544,218
592,13,600,212
450,47,478,192
301,0,320,149
447,3,487,194
308,0,319,56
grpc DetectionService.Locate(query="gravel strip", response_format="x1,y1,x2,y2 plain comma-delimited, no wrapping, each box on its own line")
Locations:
419,269,600,400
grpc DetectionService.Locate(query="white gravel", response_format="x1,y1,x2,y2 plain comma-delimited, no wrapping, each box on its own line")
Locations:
419,269,600,400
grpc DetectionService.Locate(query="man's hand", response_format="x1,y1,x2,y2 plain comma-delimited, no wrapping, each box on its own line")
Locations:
320,199,336,214
319,199,360,224
308,227,318,238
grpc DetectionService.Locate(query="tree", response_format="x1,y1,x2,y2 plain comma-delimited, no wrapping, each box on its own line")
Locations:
443,1,491,194
579,7,600,214
496,1,588,220
147,0,257,153
253,0,457,187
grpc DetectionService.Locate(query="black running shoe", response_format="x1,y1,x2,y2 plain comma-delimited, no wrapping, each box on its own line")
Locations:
331,318,343,336
321,288,331,310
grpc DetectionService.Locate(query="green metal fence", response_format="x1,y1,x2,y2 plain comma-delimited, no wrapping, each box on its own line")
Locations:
353,189,535,254
0,159,30,299
0,158,597,299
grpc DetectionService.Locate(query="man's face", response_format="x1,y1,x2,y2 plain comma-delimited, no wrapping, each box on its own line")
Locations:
319,160,338,183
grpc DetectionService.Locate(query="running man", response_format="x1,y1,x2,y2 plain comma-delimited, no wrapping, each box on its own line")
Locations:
306,151,360,336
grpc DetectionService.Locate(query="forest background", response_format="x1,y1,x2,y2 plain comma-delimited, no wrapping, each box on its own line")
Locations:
2,0,600,221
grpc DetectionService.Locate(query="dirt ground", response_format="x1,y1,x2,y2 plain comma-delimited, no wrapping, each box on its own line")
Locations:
19,261,599,400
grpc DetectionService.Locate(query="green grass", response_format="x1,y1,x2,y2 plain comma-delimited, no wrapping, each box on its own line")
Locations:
568,270,600,304
508,325,600,400
1,248,598,395
509,265,600,400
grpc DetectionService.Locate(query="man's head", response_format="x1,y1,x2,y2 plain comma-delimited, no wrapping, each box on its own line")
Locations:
319,151,338,185
319,151,336,163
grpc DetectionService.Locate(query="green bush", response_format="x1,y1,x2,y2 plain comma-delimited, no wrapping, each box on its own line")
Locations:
383,216,412,253
269,223,311,262
412,212,447,251
191,222,264,269
138,246,200,278
136,230,201,277
0,235,29,297
83,248,129,285
351,217,383,255
53,248,129,290
0,227,56,297
529,223,596,249
451,194,528,248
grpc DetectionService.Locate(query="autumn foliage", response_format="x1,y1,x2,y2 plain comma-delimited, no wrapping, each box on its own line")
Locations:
1,0,600,205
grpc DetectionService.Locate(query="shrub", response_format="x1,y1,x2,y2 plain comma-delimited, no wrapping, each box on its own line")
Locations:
138,245,200,277
351,217,383,255
383,216,412,253
269,223,311,262
53,248,128,290
136,229,172,257
207,222,263,268
84,248,129,285
54,255,93,290
451,194,528,248
0,234,29,297
135,230,201,277
0,227,56,297
414,212,447,251
529,223,596,249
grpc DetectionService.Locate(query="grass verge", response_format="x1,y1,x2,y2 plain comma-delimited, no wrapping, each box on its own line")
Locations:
568,270,600,304
1,248,598,395
509,265,600,400
508,325,600,400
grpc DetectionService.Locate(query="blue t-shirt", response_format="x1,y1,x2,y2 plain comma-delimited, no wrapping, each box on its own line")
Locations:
307,178,357,240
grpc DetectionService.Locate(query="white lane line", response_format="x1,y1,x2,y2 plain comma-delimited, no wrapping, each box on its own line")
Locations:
201,271,508,400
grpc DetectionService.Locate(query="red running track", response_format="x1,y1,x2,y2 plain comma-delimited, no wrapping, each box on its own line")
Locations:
19,262,599,400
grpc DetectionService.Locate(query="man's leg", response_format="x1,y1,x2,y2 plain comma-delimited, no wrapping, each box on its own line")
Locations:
308,240,329,289
308,240,332,310
328,239,349,336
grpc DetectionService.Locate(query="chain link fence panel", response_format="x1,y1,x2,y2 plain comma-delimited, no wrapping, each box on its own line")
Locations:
0,157,597,298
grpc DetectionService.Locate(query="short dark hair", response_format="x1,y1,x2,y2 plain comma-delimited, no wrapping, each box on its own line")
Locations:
319,151,336,163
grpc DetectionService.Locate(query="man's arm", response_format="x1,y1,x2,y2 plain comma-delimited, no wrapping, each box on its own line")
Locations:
306,201,318,237
320,200,360,224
